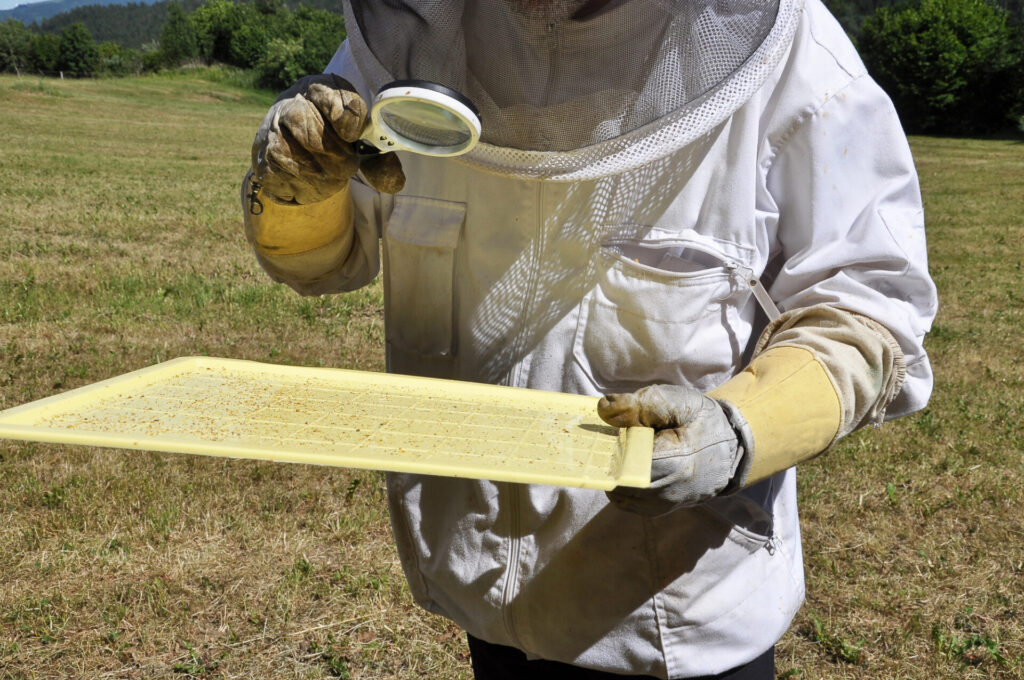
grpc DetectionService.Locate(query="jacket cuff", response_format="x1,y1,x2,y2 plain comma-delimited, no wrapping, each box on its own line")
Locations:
241,171,361,291
709,345,841,486
242,171,354,258
751,303,906,434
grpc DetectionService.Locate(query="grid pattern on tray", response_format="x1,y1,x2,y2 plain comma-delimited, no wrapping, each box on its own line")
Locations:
0,358,650,489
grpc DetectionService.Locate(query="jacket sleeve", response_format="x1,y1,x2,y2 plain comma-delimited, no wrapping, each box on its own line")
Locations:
762,72,938,423
241,40,386,296
242,172,384,296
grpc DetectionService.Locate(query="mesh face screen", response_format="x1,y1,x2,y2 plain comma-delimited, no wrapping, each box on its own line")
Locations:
345,0,784,153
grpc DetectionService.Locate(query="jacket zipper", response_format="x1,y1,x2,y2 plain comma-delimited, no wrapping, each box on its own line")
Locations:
496,24,560,643
763,476,777,555
500,483,523,645
500,161,551,647
601,238,781,322
724,260,781,321
500,178,549,643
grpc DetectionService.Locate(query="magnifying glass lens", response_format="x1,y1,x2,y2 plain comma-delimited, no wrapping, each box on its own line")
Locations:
378,100,474,148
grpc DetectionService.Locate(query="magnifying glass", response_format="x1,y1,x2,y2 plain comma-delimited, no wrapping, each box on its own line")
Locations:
357,80,482,158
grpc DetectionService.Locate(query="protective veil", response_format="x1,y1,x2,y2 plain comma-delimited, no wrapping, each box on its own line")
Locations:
342,0,802,179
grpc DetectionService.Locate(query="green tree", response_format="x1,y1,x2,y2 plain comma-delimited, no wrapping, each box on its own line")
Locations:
160,1,198,66
223,0,294,68
98,40,142,76
287,5,345,74
0,18,33,75
255,36,304,89
31,33,61,74
229,19,271,67
38,0,193,51
251,6,346,89
139,39,165,72
860,0,1024,133
190,0,245,64
57,22,100,77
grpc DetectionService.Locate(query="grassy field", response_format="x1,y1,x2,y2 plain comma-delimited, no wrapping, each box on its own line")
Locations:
0,72,1022,679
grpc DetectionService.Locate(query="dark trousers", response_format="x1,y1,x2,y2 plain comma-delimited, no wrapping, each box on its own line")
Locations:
467,634,774,680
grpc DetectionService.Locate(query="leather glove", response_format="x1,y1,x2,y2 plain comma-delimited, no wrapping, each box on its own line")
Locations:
251,73,405,205
598,384,749,517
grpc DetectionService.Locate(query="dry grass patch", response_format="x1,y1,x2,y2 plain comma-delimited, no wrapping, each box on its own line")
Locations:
776,135,1024,679
0,73,465,679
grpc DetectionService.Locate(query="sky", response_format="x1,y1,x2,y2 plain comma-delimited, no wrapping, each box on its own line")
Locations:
1,0,49,11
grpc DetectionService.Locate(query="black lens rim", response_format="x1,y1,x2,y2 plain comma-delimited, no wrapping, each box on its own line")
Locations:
377,79,481,119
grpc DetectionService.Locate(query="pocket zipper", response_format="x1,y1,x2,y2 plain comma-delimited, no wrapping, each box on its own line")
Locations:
602,239,782,321
724,261,781,322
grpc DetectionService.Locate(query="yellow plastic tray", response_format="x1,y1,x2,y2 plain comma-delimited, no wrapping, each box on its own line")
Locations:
0,357,652,490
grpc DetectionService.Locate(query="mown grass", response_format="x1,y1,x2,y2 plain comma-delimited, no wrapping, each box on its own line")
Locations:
1,72,1022,678
0,73,467,679
778,136,1024,679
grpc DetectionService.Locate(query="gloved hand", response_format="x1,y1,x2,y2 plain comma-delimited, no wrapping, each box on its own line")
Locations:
598,384,749,517
251,73,405,205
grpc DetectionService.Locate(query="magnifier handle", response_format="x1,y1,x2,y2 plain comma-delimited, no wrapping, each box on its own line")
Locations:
354,140,385,160
358,115,401,157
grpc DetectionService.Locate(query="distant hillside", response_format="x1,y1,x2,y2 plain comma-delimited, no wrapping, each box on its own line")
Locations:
35,0,203,48
3,0,344,51
0,0,159,25
8,0,1020,56
2,0,345,26
5,0,345,50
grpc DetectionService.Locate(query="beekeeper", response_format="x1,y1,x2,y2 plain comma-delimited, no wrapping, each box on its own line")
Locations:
241,1,937,678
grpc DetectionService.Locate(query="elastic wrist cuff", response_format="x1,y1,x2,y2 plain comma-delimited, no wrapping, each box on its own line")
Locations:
249,182,353,257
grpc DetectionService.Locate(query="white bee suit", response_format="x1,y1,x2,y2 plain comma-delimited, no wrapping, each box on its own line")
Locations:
246,1,937,676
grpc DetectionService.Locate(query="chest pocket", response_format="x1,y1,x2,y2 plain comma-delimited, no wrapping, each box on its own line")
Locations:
383,196,466,378
572,238,754,393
